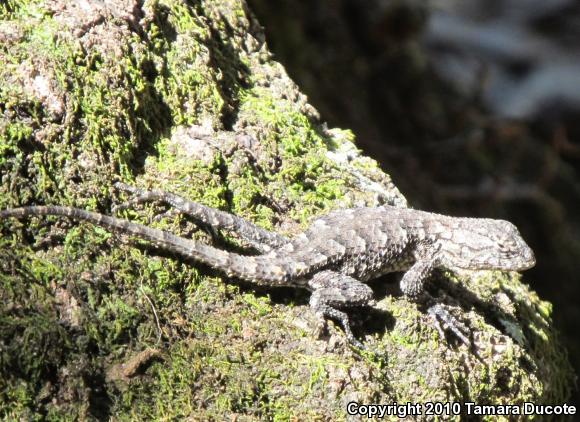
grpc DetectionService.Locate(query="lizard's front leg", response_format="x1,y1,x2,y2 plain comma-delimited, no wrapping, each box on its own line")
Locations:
308,270,375,349
400,258,471,347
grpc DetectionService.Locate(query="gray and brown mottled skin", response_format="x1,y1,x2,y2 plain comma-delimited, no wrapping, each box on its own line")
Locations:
0,183,535,349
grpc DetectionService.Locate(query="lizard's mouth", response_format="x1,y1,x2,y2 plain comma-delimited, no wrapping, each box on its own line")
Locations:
497,246,536,271
519,247,536,270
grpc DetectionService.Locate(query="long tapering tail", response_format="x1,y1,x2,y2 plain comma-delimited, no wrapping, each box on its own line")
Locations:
0,206,292,286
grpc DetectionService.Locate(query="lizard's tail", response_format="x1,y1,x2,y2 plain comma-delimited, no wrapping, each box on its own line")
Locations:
0,206,290,286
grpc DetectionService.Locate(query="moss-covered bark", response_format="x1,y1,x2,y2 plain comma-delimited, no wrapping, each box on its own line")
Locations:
0,0,573,420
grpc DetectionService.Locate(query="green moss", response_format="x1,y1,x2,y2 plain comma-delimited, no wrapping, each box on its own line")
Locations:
0,0,42,20
150,2,224,126
233,88,353,224
0,244,71,419
0,7,169,209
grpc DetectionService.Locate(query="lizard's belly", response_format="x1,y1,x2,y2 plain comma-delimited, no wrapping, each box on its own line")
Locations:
337,249,415,281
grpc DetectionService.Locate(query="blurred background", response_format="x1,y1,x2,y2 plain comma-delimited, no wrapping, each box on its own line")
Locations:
249,0,580,404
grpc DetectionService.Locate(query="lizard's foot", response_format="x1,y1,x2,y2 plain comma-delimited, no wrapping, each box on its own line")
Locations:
113,184,185,225
308,271,374,350
427,303,471,347
312,305,365,350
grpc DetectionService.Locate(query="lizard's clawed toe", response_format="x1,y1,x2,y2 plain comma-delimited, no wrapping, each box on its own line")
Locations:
427,303,471,347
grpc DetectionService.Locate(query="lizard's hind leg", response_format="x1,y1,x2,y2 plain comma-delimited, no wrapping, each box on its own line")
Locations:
114,183,289,252
308,270,375,349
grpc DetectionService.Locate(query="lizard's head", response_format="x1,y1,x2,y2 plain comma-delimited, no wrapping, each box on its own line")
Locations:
438,218,535,271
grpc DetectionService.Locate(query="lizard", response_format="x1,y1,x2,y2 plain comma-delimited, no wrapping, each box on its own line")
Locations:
0,182,536,349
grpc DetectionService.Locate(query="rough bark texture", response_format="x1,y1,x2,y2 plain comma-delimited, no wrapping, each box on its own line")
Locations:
0,0,574,419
